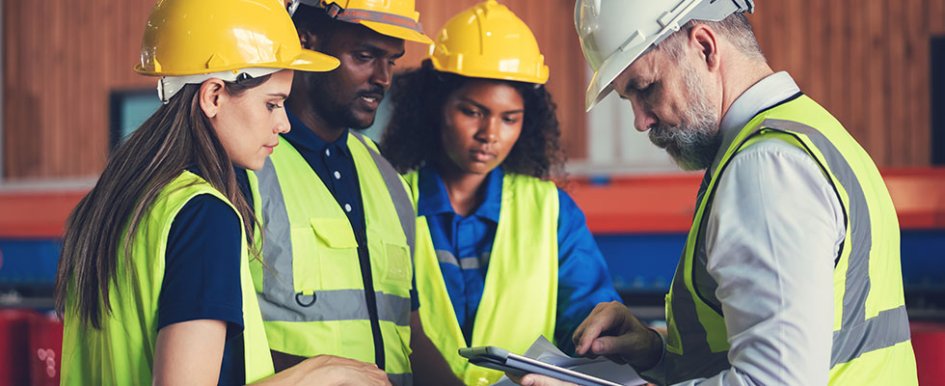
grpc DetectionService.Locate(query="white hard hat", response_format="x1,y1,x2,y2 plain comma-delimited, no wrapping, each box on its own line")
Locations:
575,0,754,111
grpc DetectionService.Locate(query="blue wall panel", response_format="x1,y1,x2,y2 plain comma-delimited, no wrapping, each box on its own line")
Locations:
0,239,61,286
596,230,945,294
0,231,942,294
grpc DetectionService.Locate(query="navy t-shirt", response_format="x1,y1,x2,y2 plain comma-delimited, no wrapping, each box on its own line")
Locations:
157,192,245,385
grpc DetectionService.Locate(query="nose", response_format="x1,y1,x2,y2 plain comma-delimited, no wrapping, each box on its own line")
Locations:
275,109,291,134
372,60,393,89
475,116,499,143
631,100,657,132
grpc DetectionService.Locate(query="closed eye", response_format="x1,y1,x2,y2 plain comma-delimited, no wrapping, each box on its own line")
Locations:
460,106,483,118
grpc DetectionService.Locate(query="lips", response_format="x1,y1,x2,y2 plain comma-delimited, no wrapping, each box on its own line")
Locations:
357,90,384,110
470,148,496,162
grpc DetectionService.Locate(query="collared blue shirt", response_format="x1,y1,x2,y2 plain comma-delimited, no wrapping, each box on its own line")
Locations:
417,166,621,354
284,113,366,236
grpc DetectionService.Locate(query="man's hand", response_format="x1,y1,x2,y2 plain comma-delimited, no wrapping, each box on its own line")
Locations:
572,301,662,370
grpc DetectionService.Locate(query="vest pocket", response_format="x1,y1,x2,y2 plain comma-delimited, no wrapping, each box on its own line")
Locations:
380,242,412,288
308,218,363,290
296,218,359,292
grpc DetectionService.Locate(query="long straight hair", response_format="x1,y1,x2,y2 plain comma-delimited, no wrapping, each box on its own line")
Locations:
55,76,269,328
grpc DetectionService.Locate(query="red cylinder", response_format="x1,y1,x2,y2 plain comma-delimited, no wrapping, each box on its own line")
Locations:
28,312,62,386
0,309,34,386
912,322,945,386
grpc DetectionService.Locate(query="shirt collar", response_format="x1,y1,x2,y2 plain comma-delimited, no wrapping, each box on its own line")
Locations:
712,71,801,171
417,165,504,223
283,110,351,158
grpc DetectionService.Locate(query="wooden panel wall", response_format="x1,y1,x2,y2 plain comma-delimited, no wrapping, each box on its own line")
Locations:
749,0,944,167
3,0,154,180
3,0,943,180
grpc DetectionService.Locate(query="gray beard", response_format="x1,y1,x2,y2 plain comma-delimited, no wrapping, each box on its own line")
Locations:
647,67,722,171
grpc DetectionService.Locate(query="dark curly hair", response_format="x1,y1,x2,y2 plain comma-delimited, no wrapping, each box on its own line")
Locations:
380,60,565,180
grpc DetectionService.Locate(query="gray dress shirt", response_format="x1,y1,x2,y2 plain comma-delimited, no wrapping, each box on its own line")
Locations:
643,72,845,385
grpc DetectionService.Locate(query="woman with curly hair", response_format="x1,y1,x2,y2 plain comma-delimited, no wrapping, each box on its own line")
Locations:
380,2,621,384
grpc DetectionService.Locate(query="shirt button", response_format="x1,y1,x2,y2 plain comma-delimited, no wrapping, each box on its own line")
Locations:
325,148,331,157
344,203,352,212
333,171,341,180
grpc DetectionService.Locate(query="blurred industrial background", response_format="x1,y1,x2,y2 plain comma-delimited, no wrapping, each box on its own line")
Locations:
0,0,943,384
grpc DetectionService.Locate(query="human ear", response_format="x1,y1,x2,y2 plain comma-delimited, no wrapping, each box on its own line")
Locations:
198,79,226,119
298,30,320,51
689,24,720,71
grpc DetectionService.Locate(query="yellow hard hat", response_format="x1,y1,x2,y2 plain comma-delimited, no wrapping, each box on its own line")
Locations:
430,0,549,85
291,0,432,45
134,0,340,77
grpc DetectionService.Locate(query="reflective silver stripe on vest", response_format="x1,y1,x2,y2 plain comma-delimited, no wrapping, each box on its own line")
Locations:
389,372,413,386
436,250,491,270
351,132,416,258
666,253,731,383
759,119,911,365
258,288,410,326
254,157,410,326
668,117,911,381
831,304,910,366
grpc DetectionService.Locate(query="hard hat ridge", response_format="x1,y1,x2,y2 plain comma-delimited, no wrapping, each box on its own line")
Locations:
429,0,549,85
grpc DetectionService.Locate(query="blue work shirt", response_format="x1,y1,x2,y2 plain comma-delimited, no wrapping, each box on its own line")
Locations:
417,166,621,354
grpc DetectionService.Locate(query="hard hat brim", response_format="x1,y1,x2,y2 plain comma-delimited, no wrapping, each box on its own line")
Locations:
431,58,549,85
133,49,340,77
585,43,646,112
286,49,341,72
361,20,433,45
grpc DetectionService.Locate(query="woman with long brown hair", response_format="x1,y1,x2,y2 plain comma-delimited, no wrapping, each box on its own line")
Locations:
54,1,389,384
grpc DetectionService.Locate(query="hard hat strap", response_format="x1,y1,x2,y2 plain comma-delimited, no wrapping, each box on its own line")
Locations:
157,67,281,104
288,0,424,34
333,9,424,34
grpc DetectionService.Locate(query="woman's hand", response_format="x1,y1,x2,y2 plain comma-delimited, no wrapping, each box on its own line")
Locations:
508,373,578,386
257,354,392,386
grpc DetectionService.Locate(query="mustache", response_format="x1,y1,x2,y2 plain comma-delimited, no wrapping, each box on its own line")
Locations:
357,87,385,100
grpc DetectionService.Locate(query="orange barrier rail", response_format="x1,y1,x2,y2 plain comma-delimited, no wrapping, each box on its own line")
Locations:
1,168,943,238
0,191,84,238
569,168,945,234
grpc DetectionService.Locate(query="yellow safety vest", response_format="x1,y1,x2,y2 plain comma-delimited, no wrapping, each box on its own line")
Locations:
663,95,918,384
61,171,275,384
407,171,559,386
248,133,415,385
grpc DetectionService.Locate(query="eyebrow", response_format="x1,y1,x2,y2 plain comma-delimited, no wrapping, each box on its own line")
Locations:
268,93,289,99
623,77,650,97
458,97,525,115
354,43,405,59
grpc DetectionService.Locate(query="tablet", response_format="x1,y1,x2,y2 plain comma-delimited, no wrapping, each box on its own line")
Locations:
458,346,622,386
